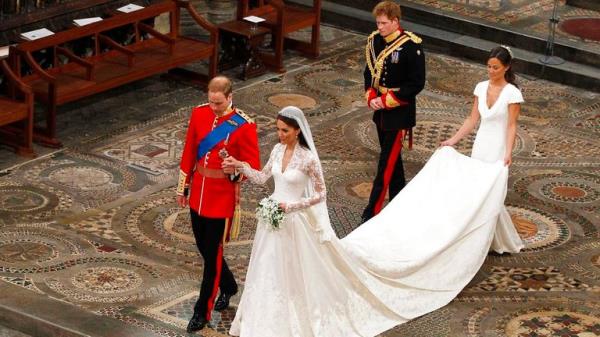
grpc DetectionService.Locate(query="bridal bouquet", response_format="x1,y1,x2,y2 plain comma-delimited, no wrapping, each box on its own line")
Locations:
256,197,285,230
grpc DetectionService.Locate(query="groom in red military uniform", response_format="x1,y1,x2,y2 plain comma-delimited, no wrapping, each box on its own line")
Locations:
362,1,426,223
177,76,260,333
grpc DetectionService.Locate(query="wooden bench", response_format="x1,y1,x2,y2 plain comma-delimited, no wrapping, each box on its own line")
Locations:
237,0,321,72
0,59,34,156
8,0,218,147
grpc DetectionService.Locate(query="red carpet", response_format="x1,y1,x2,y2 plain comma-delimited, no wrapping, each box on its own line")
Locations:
560,18,600,41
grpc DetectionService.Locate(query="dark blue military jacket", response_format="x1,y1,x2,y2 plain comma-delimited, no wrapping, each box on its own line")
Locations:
364,29,426,131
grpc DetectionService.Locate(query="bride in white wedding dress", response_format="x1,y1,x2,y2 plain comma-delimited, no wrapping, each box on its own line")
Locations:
222,46,524,337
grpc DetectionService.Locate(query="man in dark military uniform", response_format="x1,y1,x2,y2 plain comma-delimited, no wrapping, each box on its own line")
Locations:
362,0,426,223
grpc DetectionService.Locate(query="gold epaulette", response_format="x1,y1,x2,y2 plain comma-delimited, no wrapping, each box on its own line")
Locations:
405,31,422,44
236,109,255,124
369,30,378,39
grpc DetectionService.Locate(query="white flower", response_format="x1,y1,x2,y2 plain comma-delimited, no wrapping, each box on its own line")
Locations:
256,197,285,231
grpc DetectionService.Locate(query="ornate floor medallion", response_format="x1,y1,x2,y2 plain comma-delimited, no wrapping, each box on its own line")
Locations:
267,93,318,110
159,209,196,243
541,181,599,204
71,266,143,294
507,206,570,252
471,266,591,292
122,194,198,258
0,240,56,263
519,172,600,209
0,228,84,272
0,186,53,213
48,166,114,191
504,310,600,337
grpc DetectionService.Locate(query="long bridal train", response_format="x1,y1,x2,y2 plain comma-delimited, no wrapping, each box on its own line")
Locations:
231,146,516,337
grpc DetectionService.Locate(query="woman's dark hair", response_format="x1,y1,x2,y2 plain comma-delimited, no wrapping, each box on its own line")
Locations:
488,46,518,88
277,115,309,149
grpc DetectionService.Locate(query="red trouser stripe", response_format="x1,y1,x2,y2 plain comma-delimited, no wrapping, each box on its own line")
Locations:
205,242,224,321
373,131,404,215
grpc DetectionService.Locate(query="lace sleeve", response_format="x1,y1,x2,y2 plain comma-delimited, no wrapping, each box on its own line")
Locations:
239,144,277,184
285,155,327,212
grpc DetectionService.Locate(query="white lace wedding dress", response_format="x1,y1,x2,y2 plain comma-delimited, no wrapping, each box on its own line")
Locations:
230,83,524,336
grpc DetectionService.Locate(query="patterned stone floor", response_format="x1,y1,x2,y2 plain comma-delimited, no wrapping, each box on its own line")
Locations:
0,24,599,337
402,0,600,53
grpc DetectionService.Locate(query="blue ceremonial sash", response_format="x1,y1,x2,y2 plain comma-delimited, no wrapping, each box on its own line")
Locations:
197,113,247,160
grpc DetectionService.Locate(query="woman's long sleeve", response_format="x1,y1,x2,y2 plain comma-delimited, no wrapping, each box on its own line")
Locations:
239,146,276,184
285,157,327,212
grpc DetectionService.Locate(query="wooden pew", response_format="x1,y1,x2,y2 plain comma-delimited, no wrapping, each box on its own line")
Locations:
237,0,321,72
0,59,34,156
8,0,218,147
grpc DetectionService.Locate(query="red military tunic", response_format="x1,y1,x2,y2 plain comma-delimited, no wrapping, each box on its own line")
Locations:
177,104,260,218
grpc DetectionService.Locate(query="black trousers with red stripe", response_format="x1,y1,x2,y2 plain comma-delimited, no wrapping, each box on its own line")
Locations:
362,127,406,221
190,210,238,320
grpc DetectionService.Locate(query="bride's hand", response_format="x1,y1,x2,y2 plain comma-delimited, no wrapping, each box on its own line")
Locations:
504,154,512,166
278,203,287,212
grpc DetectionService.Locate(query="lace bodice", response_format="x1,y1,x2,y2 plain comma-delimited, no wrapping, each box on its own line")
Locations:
240,143,326,212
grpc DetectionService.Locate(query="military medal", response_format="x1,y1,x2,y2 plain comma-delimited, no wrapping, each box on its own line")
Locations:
219,133,230,159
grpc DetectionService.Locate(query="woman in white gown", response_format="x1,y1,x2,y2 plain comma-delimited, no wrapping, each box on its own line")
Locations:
223,46,524,337
441,45,524,253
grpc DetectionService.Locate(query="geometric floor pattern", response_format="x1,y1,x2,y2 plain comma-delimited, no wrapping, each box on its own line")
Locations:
401,0,600,53
0,23,598,336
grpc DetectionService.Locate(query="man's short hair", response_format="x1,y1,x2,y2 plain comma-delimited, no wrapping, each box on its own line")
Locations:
208,75,233,96
372,1,401,21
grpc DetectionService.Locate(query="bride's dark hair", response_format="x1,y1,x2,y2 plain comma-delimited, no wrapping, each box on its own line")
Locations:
489,46,518,88
277,115,309,149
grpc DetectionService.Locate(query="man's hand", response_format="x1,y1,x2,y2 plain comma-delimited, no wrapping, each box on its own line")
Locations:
223,166,235,174
222,156,240,169
369,97,384,110
177,195,188,208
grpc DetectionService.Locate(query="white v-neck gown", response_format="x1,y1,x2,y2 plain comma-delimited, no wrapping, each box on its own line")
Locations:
471,80,525,253
229,81,524,337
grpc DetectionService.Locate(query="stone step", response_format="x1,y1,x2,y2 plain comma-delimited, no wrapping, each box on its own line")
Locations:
0,282,162,337
398,1,599,69
311,0,599,69
292,0,600,92
0,325,32,337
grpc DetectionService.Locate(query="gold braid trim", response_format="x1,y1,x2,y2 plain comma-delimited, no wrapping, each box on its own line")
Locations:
405,31,422,44
176,169,188,196
372,35,411,90
384,92,401,108
365,31,378,85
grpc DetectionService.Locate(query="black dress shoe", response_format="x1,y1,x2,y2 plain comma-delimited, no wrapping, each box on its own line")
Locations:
214,292,235,311
186,315,207,333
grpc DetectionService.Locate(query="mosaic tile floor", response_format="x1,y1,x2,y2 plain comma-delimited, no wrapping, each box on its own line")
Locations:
403,0,600,53
0,25,598,337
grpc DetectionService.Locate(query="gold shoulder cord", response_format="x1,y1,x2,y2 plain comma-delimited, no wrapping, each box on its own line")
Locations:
405,31,423,44
372,35,411,89
365,31,378,84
